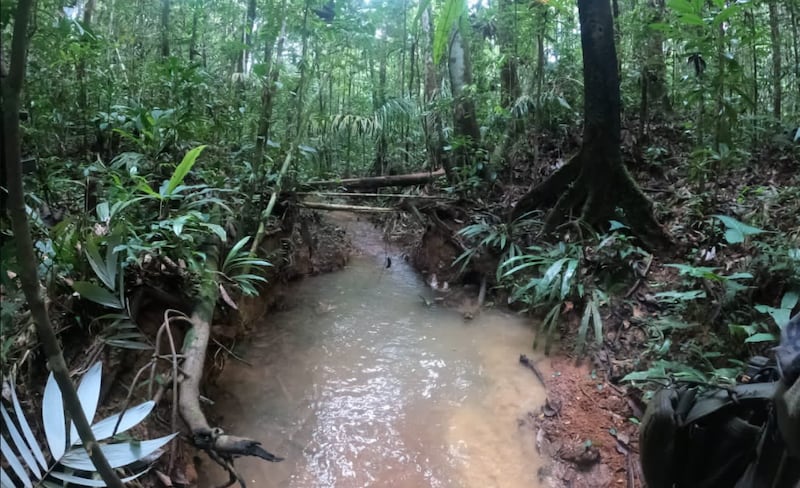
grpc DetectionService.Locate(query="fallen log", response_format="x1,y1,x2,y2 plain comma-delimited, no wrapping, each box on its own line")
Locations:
297,201,397,213
294,191,454,200
180,238,283,487
300,168,446,190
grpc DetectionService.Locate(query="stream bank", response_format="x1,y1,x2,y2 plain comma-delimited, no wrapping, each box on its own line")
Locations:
198,213,548,487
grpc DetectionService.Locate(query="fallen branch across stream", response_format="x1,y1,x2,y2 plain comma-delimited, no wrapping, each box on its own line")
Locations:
300,168,446,190
293,191,455,200
297,201,398,213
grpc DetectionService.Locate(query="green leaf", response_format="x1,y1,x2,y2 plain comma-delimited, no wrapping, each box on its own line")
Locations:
165,145,207,198
780,291,799,311
199,222,227,242
433,0,466,65
724,229,745,244
60,433,177,470
72,282,124,309
85,238,114,290
713,214,765,239
744,333,777,344
560,259,579,299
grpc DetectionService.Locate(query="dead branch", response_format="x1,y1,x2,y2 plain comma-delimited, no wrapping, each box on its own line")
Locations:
297,201,397,213
301,168,446,190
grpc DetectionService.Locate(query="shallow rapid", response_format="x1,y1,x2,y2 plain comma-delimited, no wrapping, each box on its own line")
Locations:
203,217,546,487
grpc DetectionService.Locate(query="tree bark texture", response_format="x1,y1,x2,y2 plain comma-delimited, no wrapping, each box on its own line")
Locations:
768,0,782,121
511,0,670,251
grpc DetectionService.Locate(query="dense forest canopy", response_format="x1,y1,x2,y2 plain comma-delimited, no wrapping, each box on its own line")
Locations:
3,0,797,185
2,0,800,485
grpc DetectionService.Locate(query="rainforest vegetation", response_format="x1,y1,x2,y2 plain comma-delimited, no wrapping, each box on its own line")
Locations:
1,0,799,485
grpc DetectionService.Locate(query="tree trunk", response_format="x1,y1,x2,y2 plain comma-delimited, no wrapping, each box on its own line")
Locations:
790,0,800,114
371,40,388,176
511,0,670,251
448,21,482,177
768,0,782,121
254,17,287,187
422,7,448,179
2,1,125,486
639,0,670,133
160,0,171,57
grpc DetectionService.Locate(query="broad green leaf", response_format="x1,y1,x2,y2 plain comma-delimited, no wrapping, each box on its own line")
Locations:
198,222,227,242
224,237,252,270
539,258,568,293
713,215,765,237
165,145,207,197
755,305,791,329
85,238,113,290
724,229,744,244
560,259,578,299
72,282,123,309
60,433,177,470
69,363,103,446
667,0,698,15
780,291,799,311
433,0,466,65
744,333,777,344
43,373,67,460
87,402,155,442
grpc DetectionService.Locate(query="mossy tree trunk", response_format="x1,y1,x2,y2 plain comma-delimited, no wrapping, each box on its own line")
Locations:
511,0,670,251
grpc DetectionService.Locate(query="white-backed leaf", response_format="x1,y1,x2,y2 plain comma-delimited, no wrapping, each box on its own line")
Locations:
2,467,17,488
1,404,42,479
88,402,155,442
8,380,48,470
43,373,67,460
60,433,177,470
0,437,33,487
69,363,102,446
50,468,150,486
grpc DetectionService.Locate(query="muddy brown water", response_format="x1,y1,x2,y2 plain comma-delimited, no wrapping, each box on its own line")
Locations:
201,215,546,487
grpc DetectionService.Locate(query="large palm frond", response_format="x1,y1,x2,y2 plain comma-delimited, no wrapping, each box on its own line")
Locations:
1,362,175,487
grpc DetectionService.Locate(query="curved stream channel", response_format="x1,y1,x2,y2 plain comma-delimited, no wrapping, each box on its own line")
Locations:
203,217,546,487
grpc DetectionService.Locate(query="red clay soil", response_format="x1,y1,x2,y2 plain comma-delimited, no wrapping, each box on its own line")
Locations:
531,355,641,488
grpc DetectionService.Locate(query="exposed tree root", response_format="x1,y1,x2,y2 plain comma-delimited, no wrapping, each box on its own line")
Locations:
511,149,671,251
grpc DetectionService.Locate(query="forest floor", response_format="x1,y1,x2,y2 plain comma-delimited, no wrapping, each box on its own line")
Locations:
4,121,798,487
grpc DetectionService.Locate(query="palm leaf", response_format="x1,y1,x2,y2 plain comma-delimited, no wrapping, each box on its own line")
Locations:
1,363,174,486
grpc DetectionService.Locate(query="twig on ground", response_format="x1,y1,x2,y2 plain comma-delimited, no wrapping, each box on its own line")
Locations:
519,354,547,387
625,254,654,298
